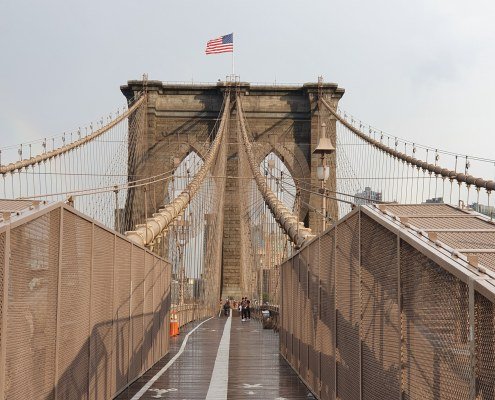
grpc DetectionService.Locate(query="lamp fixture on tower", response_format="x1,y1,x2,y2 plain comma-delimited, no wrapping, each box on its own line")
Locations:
313,122,335,231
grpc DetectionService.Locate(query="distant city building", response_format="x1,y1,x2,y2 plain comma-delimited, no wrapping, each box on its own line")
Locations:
471,203,495,217
424,197,444,204
355,187,382,205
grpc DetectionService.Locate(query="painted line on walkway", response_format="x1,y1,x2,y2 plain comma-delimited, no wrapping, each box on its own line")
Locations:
130,316,214,400
205,309,232,400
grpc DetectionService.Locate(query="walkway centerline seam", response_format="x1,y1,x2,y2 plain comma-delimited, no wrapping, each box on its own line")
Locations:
205,309,232,400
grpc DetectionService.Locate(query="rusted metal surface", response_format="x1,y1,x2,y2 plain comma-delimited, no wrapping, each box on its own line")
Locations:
281,204,495,400
0,200,171,400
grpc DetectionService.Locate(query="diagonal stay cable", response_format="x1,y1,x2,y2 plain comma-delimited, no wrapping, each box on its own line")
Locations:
125,91,232,247
236,93,314,249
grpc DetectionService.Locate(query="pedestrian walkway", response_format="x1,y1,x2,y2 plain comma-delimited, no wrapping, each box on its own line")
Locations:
115,313,315,399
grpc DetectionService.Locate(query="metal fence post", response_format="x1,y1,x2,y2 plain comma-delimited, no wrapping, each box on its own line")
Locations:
141,248,145,374
298,255,302,373
128,243,133,386
53,206,64,398
291,256,294,365
111,233,117,395
0,227,11,399
87,222,94,399
468,277,476,400
358,210,362,400
317,235,322,396
397,234,403,400
280,261,283,353
333,224,337,399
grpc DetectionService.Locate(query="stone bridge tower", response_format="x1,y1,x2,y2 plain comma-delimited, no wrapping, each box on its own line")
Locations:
121,80,344,299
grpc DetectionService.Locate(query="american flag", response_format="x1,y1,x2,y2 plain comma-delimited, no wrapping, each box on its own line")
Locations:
205,33,234,54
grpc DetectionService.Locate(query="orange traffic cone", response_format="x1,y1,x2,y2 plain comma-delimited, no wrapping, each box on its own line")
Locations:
170,310,179,337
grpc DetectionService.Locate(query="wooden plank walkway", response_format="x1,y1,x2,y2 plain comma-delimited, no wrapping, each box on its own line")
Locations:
115,312,315,399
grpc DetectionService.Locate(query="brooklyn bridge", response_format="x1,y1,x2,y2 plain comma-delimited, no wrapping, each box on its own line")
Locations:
0,76,494,399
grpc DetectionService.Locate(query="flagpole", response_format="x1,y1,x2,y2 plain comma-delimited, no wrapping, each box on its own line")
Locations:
232,33,235,77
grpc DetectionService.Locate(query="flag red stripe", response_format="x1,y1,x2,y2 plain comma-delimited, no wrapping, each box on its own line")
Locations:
206,49,233,54
205,34,233,55
207,45,232,50
205,46,233,54
206,46,233,50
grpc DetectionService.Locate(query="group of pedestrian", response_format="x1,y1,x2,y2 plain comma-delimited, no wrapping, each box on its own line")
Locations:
239,297,251,321
220,297,251,321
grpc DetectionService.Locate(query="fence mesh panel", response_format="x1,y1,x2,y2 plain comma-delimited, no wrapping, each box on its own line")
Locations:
57,210,92,400
318,231,335,400
300,246,309,381
307,239,320,394
287,257,294,365
335,213,361,400
144,251,155,372
6,209,60,399
152,256,163,365
280,262,286,357
90,225,115,399
160,260,172,357
0,230,5,380
130,245,145,383
475,292,495,398
113,238,132,391
360,214,400,400
401,240,471,399
293,254,301,370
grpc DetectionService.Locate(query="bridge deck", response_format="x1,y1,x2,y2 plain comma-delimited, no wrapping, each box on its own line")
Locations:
116,313,314,400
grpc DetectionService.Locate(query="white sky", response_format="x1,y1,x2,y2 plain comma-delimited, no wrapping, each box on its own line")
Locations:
1,0,494,167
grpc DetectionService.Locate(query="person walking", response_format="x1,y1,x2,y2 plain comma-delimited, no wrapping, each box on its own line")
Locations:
245,298,251,320
223,299,230,316
241,297,246,321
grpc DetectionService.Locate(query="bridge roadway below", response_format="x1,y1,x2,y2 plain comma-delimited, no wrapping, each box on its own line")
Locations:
115,312,315,400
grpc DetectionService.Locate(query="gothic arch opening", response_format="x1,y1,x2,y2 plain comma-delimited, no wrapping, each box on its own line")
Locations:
244,152,297,303
260,152,297,212
167,151,208,305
